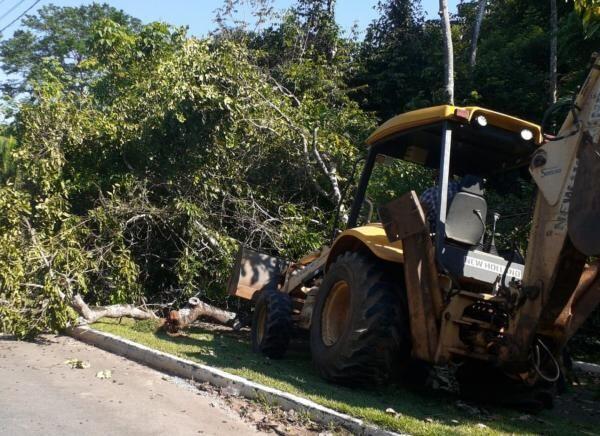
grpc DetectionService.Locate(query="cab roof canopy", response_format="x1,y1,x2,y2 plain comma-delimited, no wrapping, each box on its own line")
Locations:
366,105,543,176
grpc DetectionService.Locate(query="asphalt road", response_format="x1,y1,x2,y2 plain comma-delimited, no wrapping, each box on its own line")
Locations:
0,335,263,436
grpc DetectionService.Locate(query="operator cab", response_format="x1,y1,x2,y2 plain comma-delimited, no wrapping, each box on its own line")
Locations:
349,105,543,290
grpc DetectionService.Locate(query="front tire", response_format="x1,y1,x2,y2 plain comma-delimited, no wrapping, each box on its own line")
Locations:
251,288,292,359
310,252,410,385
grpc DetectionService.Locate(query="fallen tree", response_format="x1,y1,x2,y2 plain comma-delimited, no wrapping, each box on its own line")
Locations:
70,293,238,334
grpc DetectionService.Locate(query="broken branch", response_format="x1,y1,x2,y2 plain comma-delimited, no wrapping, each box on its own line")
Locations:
71,294,158,324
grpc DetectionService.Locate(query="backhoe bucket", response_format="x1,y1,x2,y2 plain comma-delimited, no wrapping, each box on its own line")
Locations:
226,246,288,300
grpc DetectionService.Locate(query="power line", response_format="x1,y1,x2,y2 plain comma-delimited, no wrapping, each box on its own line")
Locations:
0,0,41,35
0,0,27,23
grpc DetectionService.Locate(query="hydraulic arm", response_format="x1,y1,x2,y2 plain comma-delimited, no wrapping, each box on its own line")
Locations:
499,55,600,366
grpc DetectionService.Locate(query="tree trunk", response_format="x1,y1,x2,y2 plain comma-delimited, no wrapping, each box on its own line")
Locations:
439,0,455,104
163,298,237,334
469,0,487,68
326,0,338,61
550,0,558,103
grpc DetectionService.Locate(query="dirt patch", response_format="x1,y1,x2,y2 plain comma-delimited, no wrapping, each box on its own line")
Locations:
134,321,348,433
191,379,349,435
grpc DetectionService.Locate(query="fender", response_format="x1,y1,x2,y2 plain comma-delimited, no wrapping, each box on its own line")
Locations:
326,223,404,270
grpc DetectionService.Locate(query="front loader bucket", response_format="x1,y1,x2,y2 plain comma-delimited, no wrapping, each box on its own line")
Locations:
227,246,289,300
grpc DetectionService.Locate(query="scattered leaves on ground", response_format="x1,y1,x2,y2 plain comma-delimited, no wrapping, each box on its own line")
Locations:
64,358,90,369
96,369,112,379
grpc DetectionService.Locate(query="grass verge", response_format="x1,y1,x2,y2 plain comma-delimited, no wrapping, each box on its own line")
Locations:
93,319,598,435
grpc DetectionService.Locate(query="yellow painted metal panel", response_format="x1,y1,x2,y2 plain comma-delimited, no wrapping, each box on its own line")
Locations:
331,223,404,264
366,105,543,146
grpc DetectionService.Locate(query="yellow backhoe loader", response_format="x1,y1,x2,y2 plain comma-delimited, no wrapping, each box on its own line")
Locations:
227,55,600,408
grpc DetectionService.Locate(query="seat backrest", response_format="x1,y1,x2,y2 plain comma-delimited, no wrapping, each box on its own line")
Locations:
445,177,487,246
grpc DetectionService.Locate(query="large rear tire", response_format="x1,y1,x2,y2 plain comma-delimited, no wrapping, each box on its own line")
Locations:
310,252,410,385
251,288,292,359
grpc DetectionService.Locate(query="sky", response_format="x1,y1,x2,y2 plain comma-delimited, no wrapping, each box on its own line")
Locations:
0,0,461,39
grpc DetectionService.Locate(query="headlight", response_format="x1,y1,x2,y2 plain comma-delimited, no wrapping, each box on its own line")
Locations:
475,114,488,127
520,129,534,141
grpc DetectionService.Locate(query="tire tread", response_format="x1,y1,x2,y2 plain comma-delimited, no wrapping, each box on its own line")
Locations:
311,252,410,385
252,288,292,359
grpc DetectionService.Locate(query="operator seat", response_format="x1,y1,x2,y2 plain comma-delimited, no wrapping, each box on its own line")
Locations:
445,176,487,247
440,177,526,287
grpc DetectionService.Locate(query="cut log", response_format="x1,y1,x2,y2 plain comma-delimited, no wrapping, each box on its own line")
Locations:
71,294,158,324
163,297,237,334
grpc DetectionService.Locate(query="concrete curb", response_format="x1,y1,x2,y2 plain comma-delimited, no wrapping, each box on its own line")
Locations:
67,326,405,436
573,360,600,375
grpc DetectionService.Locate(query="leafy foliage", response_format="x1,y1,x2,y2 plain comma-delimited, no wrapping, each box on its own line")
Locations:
353,0,443,119
574,0,600,37
0,6,372,337
0,134,16,182
0,3,141,96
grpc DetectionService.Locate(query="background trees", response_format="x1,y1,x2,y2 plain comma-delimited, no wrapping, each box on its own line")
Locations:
0,3,141,97
0,0,598,337
353,0,436,118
